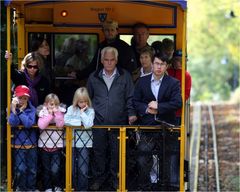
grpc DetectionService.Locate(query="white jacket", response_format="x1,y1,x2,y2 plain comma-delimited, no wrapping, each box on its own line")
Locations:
64,106,94,148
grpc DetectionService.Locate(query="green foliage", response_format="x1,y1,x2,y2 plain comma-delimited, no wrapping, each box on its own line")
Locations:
188,0,240,101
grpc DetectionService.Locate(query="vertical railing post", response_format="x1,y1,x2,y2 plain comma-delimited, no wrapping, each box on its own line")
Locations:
180,8,187,192
65,126,72,191
6,4,12,192
118,127,122,192
119,127,127,192
122,127,127,191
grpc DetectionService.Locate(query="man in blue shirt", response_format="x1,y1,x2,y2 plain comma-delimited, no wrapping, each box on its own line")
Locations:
133,53,182,190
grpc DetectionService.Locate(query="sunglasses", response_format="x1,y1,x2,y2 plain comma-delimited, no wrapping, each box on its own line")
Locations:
26,64,38,69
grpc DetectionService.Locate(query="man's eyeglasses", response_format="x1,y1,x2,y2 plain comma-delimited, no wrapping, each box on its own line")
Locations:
153,62,167,67
26,65,39,69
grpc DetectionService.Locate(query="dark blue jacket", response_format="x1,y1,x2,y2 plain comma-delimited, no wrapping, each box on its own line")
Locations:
8,101,37,146
133,74,182,125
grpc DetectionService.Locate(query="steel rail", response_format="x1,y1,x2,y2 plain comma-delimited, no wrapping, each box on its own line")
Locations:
208,105,221,192
190,102,202,192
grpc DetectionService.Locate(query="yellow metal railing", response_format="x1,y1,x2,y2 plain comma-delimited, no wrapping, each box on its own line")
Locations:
7,125,184,192
65,126,73,191
180,8,187,192
6,5,12,192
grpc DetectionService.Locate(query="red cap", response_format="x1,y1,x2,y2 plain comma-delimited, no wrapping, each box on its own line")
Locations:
14,85,30,97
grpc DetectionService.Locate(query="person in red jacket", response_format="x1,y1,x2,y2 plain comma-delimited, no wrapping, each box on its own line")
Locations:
167,50,192,125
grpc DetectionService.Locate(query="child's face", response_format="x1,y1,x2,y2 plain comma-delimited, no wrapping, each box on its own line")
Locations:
78,100,87,109
46,100,57,110
17,96,29,107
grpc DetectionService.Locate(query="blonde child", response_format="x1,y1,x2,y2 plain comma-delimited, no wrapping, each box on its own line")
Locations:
8,85,37,191
37,93,66,192
64,87,95,191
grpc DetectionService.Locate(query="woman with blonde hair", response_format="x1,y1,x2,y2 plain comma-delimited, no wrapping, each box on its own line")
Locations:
5,51,50,106
64,87,95,191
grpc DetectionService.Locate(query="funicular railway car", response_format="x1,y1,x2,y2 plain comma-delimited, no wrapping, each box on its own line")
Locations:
4,0,189,191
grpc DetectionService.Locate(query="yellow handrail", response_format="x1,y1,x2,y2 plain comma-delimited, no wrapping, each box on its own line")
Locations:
118,127,127,192
65,126,73,192
7,5,12,192
180,8,187,192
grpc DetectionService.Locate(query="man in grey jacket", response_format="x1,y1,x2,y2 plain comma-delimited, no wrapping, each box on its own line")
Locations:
87,46,137,190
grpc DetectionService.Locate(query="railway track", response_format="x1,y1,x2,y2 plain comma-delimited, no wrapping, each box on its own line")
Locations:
190,103,220,192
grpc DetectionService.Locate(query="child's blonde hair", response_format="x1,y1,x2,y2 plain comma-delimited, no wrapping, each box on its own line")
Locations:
72,87,92,108
44,93,60,105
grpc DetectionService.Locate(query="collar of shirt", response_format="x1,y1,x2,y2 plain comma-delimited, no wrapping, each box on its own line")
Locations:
151,74,164,100
140,67,152,77
102,68,117,79
151,74,164,84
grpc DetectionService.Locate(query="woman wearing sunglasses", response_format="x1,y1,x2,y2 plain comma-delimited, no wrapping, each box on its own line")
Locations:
5,51,50,107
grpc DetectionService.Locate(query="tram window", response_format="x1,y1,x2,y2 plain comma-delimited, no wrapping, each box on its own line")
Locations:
54,34,98,78
120,34,175,46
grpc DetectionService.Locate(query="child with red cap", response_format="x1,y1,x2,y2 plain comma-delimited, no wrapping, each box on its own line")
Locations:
8,85,38,191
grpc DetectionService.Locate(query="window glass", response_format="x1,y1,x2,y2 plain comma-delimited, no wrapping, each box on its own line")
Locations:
120,34,174,46
53,34,98,106
54,34,98,78
28,32,98,78
28,33,98,106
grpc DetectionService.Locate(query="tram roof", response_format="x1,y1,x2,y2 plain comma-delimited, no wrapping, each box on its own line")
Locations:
5,0,187,10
